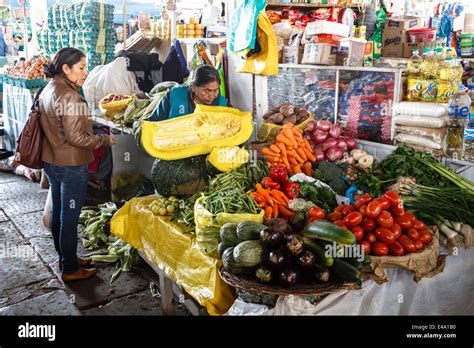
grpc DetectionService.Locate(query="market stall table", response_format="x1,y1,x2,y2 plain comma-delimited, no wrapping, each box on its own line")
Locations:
110,195,236,316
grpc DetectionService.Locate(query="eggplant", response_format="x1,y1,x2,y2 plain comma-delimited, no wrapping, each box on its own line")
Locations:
267,218,289,235
260,227,285,249
314,263,330,282
297,250,316,270
255,264,274,284
285,235,304,256
279,268,300,287
268,248,290,269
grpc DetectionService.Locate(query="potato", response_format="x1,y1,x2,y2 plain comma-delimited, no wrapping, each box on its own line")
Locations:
282,115,297,125
263,110,274,120
280,104,295,118
268,112,285,124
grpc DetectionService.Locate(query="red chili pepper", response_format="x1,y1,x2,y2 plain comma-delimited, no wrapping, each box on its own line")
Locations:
282,181,300,199
261,177,281,190
269,166,289,183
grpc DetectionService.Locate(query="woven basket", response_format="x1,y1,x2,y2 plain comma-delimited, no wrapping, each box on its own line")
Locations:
219,267,361,297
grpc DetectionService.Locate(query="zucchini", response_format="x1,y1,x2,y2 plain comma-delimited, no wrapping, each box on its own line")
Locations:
303,237,334,267
236,221,266,241
218,242,233,257
331,258,361,284
222,247,246,274
304,220,356,245
233,240,264,268
220,223,242,246
339,257,363,270
315,240,345,258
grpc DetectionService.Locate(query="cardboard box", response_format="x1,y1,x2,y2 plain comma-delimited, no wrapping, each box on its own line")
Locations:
382,42,404,58
301,43,337,65
305,21,350,37
382,29,408,58
465,13,474,34
282,46,299,64
384,16,421,31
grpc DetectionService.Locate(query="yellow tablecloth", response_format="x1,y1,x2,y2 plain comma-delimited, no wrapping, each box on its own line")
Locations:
110,196,236,315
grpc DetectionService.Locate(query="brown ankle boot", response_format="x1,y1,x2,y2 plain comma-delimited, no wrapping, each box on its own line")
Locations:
59,256,92,270
61,267,97,282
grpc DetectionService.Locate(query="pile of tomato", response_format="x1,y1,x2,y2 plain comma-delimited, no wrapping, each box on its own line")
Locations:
327,191,434,256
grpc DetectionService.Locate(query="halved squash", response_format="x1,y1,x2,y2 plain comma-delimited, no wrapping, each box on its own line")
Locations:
141,105,253,160
206,146,249,174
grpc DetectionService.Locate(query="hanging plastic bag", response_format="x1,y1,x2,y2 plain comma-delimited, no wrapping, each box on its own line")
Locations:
194,196,265,257
237,11,279,76
228,0,266,53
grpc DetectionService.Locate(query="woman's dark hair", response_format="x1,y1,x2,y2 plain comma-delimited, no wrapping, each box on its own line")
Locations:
44,47,86,78
193,65,220,87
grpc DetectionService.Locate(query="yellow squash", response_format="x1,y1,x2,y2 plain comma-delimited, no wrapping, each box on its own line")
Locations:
141,105,253,160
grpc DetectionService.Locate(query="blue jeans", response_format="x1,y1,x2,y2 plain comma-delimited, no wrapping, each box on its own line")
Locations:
44,163,89,274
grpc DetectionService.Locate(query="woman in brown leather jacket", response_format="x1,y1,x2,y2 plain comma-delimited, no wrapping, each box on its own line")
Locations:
39,47,116,282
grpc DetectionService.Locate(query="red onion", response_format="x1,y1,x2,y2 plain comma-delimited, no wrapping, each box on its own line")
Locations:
329,124,342,139
313,149,325,162
305,121,317,133
322,138,338,151
312,130,328,144
326,147,344,161
308,140,316,151
315,143,325,152
304,133,313,142
343,137,358,150
336,139,348,151
317,119,332,132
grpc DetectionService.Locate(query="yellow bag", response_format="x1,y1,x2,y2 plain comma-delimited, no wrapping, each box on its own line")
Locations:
110,195,236,315
237,10,279,76
194,196,265,257
141,105,254,160
99,93,133,118
258,114,315,143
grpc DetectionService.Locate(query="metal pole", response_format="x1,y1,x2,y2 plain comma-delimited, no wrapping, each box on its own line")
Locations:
23,1,28,59
123,0,127,50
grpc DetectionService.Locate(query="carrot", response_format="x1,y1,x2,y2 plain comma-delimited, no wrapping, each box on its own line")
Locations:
272,204,279,218
273,190,289,205
257,202,266,208
282,157,291,169
303,161,313,176
303,139,313,152
292,165,302,174
292,127,303,136
276,133,293,147
265,206,273,219
282,123,294,129
277,142,287,158
262,148,280,158
283,128,298,148
279,204,295,217
288,156,298,165
304,147,316,162
256,184,274,206
269,190,285,204
270,144,280,154
296,147,308,162
252,193,266,204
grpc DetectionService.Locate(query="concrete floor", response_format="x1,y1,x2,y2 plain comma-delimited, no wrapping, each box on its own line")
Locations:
0,171,190,316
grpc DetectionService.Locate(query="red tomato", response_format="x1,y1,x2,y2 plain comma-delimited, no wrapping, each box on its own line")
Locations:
376,211,394,228
389,241,405,256
358,241,371,254
372,242,389,256
344,212,363,227
403,212,417,221
359,205,368,217
390,223,402,240
308,206,325,220
364,232,377,244
391,205,405,217
418,229,433,245
375,227,396,245
406,228,420,241
354,194,373,209
334,205,346,213
412,220,426,230
342,205,356,216
366,201,383,219
333,220,347,228
394,216,413,229
373,197,391,210
361,218,377,232
383,191,401,207
350,226,364,241
399,235,417,253
328,212,343,222
414,239,424,251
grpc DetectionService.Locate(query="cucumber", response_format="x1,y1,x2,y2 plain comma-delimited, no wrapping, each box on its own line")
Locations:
220,223,241,246
236,221,266,241
315,240,345,258
339,257,363,270
331,258,361,284
222,247,246,274
304,220,356,245
233,240,264,268
303,237,334,267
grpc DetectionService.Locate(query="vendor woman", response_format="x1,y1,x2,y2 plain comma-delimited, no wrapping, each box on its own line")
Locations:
149,65,230,121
